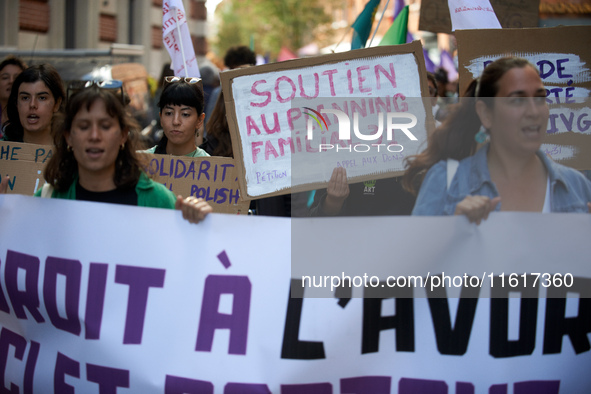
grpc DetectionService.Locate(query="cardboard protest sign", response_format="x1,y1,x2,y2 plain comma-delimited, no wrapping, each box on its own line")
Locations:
142,154,249,214
419,0,539,34
0,142,247,213
1,195,591,392
0,141,52,195
456,26,591,169
221,42,432,200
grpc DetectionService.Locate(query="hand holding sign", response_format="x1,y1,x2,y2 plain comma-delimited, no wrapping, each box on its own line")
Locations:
323,167,350,215
175,195,213,224
0,175,8,194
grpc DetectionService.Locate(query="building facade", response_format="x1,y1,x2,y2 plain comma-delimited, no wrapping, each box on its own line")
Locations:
0,0,208,78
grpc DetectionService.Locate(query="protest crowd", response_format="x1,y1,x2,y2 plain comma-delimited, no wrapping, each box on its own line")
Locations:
1,0,591,392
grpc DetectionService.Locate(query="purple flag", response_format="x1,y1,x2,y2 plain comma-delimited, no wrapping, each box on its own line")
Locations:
391,0,405,22
423,49,436,73
439,49,458,81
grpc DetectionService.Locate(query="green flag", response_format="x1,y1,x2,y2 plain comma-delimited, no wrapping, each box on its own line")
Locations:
378,5,409,46
351,0,381,50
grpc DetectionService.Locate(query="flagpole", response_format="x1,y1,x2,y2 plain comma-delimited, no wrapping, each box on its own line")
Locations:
332,25,353,53
172,6,189,77
368,0,392,47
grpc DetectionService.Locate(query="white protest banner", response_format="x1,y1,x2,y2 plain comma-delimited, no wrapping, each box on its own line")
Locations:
221,43,432,200
162,0,200,78
447,0,501,31
1,195,590,392
456,26,591,170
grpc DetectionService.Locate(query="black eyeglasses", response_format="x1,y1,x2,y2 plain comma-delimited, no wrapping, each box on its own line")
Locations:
67,79,126,104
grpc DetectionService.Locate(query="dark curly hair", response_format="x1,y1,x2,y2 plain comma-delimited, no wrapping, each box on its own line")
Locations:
224,46,256,69
44,86,143,192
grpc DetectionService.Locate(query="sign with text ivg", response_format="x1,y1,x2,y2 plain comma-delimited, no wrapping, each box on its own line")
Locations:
221,42,432,200
456,26,591,170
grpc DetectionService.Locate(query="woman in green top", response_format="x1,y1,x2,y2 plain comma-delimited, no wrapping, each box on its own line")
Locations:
1,83,211,223
146,76,209,157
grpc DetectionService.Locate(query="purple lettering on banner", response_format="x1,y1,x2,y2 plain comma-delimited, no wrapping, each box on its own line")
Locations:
23,340,39,394
195,275,251,355
514,380,560,394
85,263,108,340
537,60,555,80
0,327,27,393
86,363,130,393
43,257,82,336
115,265,166,344
0,257,11,313
489,384,507,394
280,383,332,394
341,376,391,393
224,382,271,394
398,378,447,393
555,59,572,79
198,160,211,181
164,375,214,394
4,250,45,323
54,352,80,394
456,381,475,394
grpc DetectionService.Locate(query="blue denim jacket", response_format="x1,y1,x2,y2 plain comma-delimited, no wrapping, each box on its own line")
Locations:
412,144,591,215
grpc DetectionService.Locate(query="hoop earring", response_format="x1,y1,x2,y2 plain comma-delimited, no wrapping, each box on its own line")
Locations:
475,125,489,144
120,143,125,151
67,145,72,152
195,130,200,137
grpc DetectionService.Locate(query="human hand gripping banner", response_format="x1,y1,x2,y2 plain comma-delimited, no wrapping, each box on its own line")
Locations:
1,195,590,392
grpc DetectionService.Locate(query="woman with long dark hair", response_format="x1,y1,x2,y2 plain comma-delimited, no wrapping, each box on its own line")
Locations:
404,57,591,223
2,64,65,145
1,83,211,223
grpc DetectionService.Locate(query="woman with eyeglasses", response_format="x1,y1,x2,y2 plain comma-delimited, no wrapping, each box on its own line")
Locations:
404,57,591,223
2,64,65,145
0,85,211,223
145,77,209,157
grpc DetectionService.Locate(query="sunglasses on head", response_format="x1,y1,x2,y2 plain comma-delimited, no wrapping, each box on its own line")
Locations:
163,76,203,93
67,79,126,104
164,76,201,84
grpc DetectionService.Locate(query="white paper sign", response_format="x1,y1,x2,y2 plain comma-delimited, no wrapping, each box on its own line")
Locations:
230,51,428,197
448,0,502,31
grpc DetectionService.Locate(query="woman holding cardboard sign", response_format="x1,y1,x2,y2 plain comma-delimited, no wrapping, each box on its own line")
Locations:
145,76,209,157
2,64,65,145
0,83,212,224
404,57,591,223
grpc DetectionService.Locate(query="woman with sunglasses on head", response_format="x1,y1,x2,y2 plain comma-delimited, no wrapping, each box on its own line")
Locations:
145,77,209,157
2,64,65,145
404,57,591,223
0,85,212,223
